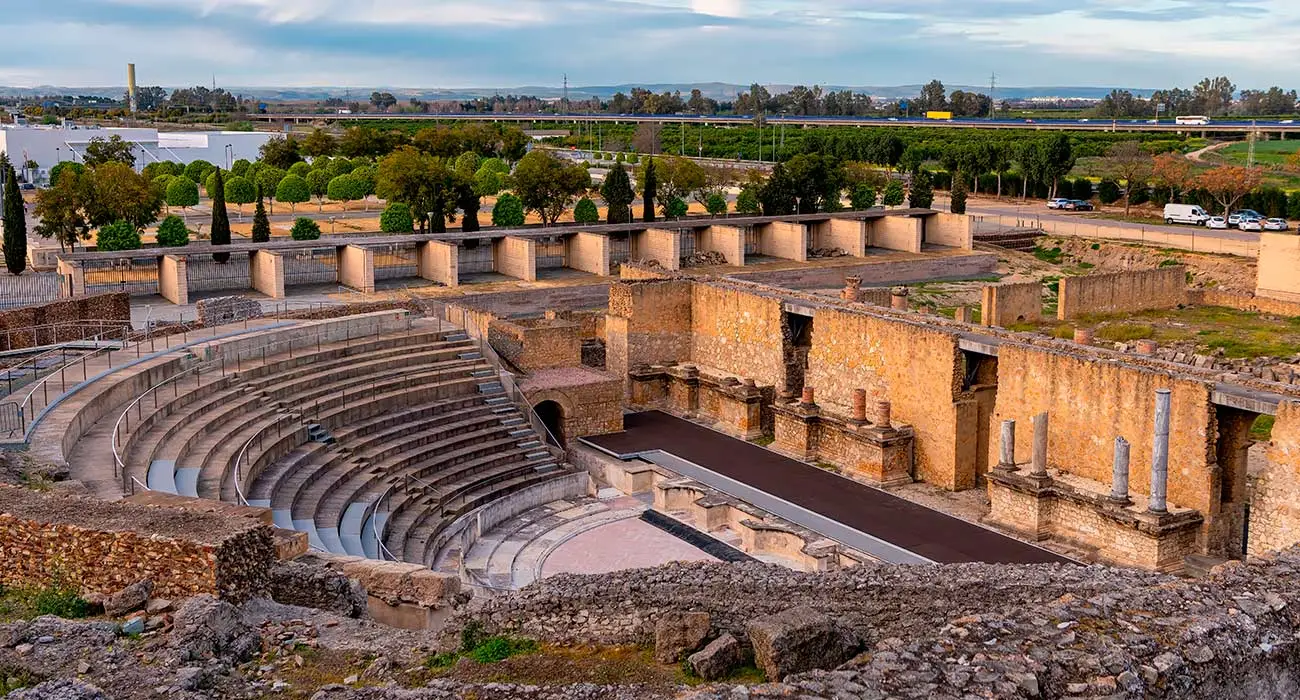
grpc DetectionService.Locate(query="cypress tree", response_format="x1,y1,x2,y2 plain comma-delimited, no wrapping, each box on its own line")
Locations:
642,158,657,223
2,160,27,275
210,168,231,263
600,162,634,224
251,185,271,243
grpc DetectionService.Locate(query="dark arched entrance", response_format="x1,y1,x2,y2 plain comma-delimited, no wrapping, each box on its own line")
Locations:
534,400,567,447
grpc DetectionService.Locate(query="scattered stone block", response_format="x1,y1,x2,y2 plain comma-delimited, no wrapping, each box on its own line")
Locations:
196,295,264,326
747,606,858,681
103,580,153,618
654,610,712,663
688,632,746,680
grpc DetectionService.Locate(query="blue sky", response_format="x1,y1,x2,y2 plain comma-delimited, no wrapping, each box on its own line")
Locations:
1,0,1296,89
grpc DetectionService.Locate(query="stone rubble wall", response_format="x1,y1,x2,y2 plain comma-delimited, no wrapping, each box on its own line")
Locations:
0,293,131,351
195,295,265,326
980,281,1043,327
1057,266,1188,320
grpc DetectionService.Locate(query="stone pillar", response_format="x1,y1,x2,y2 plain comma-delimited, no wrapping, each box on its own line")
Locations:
998,420,1016,468
494,236,538,282
1074,328,1094,346
954,306,973,323
700,225,746,266
157,254,189,305
248,250,285,299
417,240,459,287
801,387,815,406
56,259,86,298
873,400,891,428
1110,436,1131,504
890,287,909,311
1135,340,1158,355
756,221,809,262
852,389,868,422
841,276,863,302
633,229,683,271
1149,389,1171,514
337,244,375,294
566,232,612,276
1031,412,1049,476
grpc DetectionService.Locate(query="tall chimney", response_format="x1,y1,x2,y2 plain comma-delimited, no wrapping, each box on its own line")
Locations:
127,63,138,114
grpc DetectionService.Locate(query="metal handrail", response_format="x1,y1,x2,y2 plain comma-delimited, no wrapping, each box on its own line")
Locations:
373,485,397,561
9,325,136,434
129,476,150,495
233,416,292,507
110,360,212,482
1,319,133,352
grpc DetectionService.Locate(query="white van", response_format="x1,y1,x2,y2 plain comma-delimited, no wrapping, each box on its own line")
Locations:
1164,203,1210,226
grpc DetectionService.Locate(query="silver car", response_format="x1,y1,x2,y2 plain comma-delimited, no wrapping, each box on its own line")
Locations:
1264,218,1290,231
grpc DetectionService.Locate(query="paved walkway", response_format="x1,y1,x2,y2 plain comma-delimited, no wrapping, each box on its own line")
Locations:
584,411,1069,565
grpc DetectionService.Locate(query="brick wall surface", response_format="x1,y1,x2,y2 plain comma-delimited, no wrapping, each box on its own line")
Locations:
566,233,612,276
990,344,1216,513
489,318,582,370
605,280,694,388
524,371,624,440
0,485,274,601
925,212,974,250
981,282,1043,327
1250,401,1300,556
689,284,787,388
870,216,923,253
0,293,130,351
1057,267,1188,320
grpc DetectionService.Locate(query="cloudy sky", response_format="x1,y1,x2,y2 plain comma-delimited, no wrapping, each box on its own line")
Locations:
2,0,1298,89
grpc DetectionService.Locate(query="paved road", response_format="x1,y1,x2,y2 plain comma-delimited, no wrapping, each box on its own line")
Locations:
965,199,1262,245
584,411,1070,565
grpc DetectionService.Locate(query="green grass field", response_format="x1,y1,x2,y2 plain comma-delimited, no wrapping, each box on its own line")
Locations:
1217,139,1300,166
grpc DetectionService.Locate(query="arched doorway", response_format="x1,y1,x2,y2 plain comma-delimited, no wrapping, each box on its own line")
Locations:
534,400,567,447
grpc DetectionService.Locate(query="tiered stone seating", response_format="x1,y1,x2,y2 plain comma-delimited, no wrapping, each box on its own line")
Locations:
80,318,581,568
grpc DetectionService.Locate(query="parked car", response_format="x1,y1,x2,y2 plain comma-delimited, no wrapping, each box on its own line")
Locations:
1048,198,1073,210
1239,218,1264,232
1164,203,1211,226
1069,200,1094,211
1229,210,1264,225
1265,218,1290,231
1206,216,1229,229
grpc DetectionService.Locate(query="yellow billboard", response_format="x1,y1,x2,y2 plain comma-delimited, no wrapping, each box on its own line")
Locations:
926,111,954,120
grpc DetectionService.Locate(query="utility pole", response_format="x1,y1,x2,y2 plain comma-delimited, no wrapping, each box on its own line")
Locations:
1248,124,1257,167
562,74,569,113
989,72,997,120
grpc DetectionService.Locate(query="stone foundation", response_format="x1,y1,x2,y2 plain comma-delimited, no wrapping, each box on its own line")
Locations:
629,363,773,439
771,400,914,487
985,467,1202,573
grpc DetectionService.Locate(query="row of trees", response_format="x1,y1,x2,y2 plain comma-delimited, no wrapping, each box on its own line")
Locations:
255,123,529,165
1093,77,1299,118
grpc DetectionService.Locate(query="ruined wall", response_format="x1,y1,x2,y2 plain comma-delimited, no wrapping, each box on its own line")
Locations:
980,282,1043,327
1187,289,1300,318
689,283,787,388
524,371,624,440
0,485,274,601
619,261,675,280
605,280,694,388
0,293,130,351
1057,267,1188,320
991,344,1216,513
803,307,964,488
1248,401,1300,556
924,212,974,250
487,318,583,371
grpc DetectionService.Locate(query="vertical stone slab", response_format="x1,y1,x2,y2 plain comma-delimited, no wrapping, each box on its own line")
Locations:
337,244,375,294
813,219,868,257
632,229,682,271
1257,232,1300,302
925,212,974,250
869,216,923,253
157,254,189,305
493,236,538,281
248,250,285,299
1149,389,1171,513
56,259,86,298
980,282,1043,328
565,232,612,276
417,240,459,287
699,225,746,266
756,221,808,262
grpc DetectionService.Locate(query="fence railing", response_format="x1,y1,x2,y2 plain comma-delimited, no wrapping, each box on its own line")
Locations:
0,319,134,353
373,485,397,562
111,360,222,492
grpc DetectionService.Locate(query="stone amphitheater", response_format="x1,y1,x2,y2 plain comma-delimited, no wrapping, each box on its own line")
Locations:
7,212,1300,697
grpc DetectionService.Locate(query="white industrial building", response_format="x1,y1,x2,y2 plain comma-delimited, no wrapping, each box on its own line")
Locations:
0,125,274,183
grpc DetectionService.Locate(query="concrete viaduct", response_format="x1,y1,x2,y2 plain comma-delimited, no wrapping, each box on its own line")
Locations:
55,210,970,306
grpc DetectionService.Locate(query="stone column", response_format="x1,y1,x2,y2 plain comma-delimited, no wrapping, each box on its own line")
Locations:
800,387,815,406
890,287,909,311
1031,412,1049,476
852,389,867,422
873,400,891,428
1149,389,1171,514
1109,436,1131,504
842,276,863,302
954,307,973,323
1074,328,1094,346
998,420,1016,468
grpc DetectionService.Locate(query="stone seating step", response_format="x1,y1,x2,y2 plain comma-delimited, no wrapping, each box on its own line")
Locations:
146,459,178,494
339,500,373,558
175,467,201,498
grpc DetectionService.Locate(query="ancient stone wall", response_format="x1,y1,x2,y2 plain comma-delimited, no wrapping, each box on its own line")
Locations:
0,293,130,351
730,253,998,292
487,318,582,371
980,282,1043,327
1187,289,1300,317
689,283,787,388
1057,266,1188,320
1256,232,1300,302
0,485,273,601
605,280,694,391
990,344,1215,513
523,369,624,440
195,295,264,326
803,307,964,488
1248,401,1300,556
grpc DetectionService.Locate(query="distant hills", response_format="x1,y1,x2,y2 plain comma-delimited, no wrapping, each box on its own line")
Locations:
0,83,1154,102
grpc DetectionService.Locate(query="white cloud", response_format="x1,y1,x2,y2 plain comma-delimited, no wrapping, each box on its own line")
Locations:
691,0,744,17
107,0,549,26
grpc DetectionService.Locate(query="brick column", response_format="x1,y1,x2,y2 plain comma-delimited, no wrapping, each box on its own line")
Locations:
248,250,285,299
158,254,189,305
417,241,459,287
337,244,375,294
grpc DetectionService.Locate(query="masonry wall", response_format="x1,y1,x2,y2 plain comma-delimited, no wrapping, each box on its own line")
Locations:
698,226,746,266
1187,289,1300,317
925,212,974,250
803,308,964,488
495,236,538,281
731,253,999,292
689,283,787,388
605,280,694,388
417,241,459,287
566,233,612,276
524,373,624,440
991,344,1216,513
0,485,274,601
488,318,582,370
0,292,130,351
158,255,189,305
811,219,867,257
757,221,808,262
1248,400,1300,556
1057,267,1188,320
337,245,375,294
870,216,923,253
248,250,284,299
633,229,682,270
1256,232,1300,302
981,282,1043,327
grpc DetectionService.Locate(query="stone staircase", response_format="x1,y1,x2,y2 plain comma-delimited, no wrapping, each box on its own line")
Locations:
974,229,1041,253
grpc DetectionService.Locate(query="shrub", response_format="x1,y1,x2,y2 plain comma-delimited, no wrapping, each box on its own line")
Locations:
949,179,968,214
155,215,190,247
628,154,640,164
664,196,688,219
1096,323,1155,342
573,197,600,224
290,217,321,241
909,171,935,209
96,221,141,251
735,186,762,215
379,202,414,233
705,192,728,216
492,193,525,227
850,184,877,210
882,180,905,207
1098,179,1122,204
1129,186,1150,206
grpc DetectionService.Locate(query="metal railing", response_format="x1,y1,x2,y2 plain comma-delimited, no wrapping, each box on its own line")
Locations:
111,360,219,490
233,416,297,507
0,319,134,353
373,485,398,562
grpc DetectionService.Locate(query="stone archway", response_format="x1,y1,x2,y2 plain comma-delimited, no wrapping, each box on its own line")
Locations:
534,400,567,447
